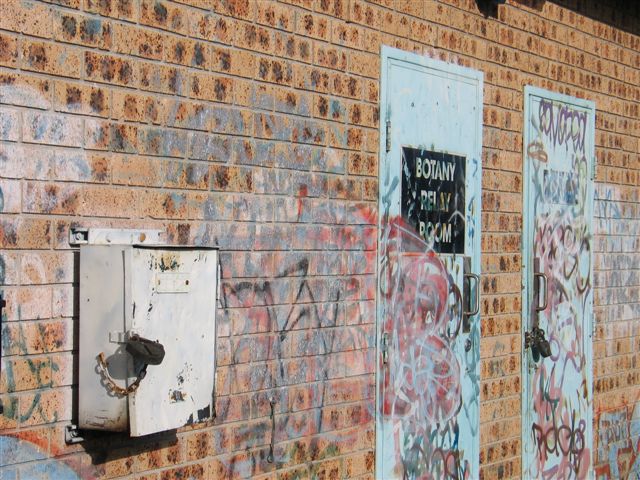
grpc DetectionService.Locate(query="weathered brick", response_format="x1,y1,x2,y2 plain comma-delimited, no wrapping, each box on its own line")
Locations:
21,41,82,78
138,127,187,158
256,57,293,85
23,181,81,215
23,111,83,147
190,72,233,102
274,32,313,63
0,179,21,213
296,12,330,40
79,185,137,218
165,35,211,70
164,160,210,190
0,108,20,142
0,32,19,68
190,12,236,44
349,51,379,79
19,388,72,426
53,11,112,49
20,251,74,285
166,99,210,131
188,132,232,162
85,0,136,21
0,0,53,39
257,2,294,31
140,0,190,35
109,123,139,153
213,0,254,20
0,218,51,249
0,73,51,110
112,91,167,125
139,190,188,219
210,165,253,192
1,357,53,393
111,154,163,187
212,46,256,78
293,64,330,93
84,119,111,151
254,113,291,141
53,81,110,117
111,23,164,61
138,61,187,95
85,51,135,86
234,24,274,54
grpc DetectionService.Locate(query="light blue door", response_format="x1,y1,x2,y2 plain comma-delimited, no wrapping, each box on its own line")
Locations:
376,46,483,479
521,87,595,478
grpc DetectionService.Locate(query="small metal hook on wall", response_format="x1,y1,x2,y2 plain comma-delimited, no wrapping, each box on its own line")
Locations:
267,396,276,463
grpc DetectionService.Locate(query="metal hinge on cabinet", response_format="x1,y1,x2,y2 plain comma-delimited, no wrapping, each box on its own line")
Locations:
385,120,391,153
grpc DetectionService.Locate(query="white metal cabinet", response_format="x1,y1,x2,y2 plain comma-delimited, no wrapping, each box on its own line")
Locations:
79,245,218,437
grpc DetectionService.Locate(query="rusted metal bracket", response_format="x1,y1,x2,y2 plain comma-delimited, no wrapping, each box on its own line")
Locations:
65,424,85,445
69,227,163,246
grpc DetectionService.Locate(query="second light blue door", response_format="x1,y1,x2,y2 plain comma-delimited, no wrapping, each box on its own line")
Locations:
521,87,595,479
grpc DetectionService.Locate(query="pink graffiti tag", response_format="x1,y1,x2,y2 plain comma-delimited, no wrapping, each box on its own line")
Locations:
380,218,466,479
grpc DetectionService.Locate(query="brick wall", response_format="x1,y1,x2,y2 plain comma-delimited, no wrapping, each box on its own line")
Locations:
0,0,638,479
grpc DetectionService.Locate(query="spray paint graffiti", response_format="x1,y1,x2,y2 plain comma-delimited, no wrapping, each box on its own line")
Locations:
214,204,376,478
595,403,640,479
379,218,469,479
538,98,588,154
592,181,639,478
523,88,594,479
1,80,378,478
0,435,81,479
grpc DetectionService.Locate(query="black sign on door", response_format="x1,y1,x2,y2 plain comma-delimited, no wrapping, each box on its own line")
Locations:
401,147,466,254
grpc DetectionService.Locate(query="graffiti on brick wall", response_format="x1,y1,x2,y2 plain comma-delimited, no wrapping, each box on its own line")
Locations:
0,435,81,478
2,76,378,477
594,403,640,479
592,181,639,480
215,203,376,478
524,93,593,478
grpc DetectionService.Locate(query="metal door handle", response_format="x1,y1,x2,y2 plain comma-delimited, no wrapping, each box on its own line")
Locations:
534,272,548,312
464,273,480,316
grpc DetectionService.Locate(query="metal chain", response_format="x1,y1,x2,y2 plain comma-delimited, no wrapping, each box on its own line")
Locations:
97,352,148,396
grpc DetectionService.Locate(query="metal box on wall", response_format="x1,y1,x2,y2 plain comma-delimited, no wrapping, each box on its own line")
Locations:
79,245,218,437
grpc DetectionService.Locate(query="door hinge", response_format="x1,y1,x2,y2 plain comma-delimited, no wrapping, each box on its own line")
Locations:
591,157,596,180
381,331,389,364
385,120,391,153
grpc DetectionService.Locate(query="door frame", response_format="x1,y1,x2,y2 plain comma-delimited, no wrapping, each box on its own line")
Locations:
376,45,483,478
520,85,596,477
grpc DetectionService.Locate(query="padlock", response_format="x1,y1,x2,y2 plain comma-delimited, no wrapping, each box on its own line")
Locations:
525,326,551,362
126,334,166,366
534,330,551,359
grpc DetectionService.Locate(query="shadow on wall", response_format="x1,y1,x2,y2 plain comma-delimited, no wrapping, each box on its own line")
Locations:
507,0,640,36
0,428,180,478
475,0,508,19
